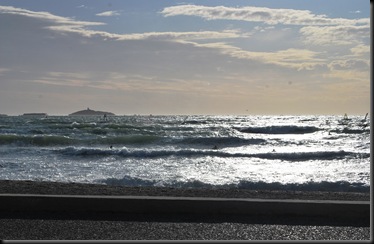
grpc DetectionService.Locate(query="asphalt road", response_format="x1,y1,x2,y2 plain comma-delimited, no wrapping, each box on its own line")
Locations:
0,211,370,240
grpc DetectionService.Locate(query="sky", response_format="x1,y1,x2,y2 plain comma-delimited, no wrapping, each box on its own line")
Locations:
0,0,370,116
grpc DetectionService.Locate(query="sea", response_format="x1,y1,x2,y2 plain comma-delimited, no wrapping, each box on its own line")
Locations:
0,114,370,192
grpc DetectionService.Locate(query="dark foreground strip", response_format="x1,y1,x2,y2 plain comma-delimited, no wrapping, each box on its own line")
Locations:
0,194,369,220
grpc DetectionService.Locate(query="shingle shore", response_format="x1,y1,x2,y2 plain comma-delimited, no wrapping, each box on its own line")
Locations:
1,180,370,240
0,180,369,201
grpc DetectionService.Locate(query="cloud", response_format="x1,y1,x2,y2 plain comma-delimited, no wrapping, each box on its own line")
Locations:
96,11,121,17
0,5,243,44
0,5,104,27
116,30,244,41
45,25,244,43
0,2,359,87
161,4,369,48
254,25,275,32
161,5,369,26
328,59,369,72
350,44,370,56
0,6,241,42
0,4,369,115
41,13,244,41
0,6,251,89
299,25,370,46
1,4,367,77
190,42,324,70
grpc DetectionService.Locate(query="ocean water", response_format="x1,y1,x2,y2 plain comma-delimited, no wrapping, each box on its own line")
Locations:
0,114,370,192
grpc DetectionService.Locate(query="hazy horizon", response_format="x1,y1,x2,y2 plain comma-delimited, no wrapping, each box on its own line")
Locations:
0,0,370,116
2,108,369,117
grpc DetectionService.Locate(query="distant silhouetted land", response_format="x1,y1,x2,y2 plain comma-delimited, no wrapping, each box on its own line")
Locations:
69,108,115,116
22,113,48,116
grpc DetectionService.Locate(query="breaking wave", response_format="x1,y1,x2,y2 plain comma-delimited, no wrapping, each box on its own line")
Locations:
239,125,320,134
97,176,370,192
0,134,162,146
177,137,266,146
0,134,76,146
57,147,369,161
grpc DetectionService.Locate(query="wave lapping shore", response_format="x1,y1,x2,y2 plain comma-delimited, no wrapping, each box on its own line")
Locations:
0,180,369,201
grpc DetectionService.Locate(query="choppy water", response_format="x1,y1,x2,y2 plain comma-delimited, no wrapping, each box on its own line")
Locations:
0,114,370,192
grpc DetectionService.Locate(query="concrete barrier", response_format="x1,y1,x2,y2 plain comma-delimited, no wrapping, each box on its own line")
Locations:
0,194,370,220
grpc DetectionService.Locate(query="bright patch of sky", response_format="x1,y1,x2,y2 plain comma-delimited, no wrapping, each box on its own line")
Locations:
0,0,370,115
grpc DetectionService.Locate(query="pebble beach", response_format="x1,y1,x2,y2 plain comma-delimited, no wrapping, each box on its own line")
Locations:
0,180,370,240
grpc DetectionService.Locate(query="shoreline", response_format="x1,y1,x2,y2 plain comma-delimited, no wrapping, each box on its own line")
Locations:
0,180,370,201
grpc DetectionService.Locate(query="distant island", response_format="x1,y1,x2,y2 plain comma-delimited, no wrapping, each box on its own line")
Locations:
69,108,115,116
22,113,48,117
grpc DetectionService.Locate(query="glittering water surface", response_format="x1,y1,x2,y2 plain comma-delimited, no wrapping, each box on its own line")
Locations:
0,115,370,192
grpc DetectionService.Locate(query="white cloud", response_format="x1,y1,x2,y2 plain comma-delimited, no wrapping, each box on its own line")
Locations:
0,6,251,88
96,11,121,17
190,42,324,70
0,5,104,27
254,25,275,32
45,25,244,42
117,30,244,41
1,4,368,78
328,59,369,71
0,4,356,77
0,5,243,43
161,5,369,26
350,44,370,56
161,4,370,48
300,25,369,46
0,4,370,115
